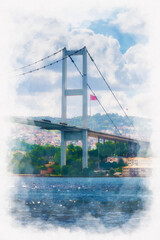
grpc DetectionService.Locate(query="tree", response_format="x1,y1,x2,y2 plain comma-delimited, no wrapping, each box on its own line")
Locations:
68,166,81,176
111,161,118,169
109,169,115,176
82,168,90,176
61,165,69,175
53,148,61,165
44,145,56,158
54,165,61,175
118,158,125,167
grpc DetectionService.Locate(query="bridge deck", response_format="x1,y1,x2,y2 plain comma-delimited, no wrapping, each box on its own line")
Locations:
12,117,149,144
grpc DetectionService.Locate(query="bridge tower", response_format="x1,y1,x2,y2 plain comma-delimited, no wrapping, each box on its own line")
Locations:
61,47,88,168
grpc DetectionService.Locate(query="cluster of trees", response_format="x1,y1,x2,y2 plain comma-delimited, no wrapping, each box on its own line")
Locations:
9,140,129,176
9,143,59,174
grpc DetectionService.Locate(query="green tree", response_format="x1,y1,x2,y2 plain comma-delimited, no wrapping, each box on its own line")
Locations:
82,168,90,176
109,169,115,176
54,165,61,175
118,158,125,167
61,165,69,175
44,145,56,158
53,148,61,165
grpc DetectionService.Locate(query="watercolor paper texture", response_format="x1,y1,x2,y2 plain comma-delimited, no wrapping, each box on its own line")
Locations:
0,0,160,240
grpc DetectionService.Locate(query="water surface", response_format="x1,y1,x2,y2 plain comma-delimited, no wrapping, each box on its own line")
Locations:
9,177,152,231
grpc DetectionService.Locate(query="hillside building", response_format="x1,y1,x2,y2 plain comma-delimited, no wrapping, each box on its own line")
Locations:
122,166,152,177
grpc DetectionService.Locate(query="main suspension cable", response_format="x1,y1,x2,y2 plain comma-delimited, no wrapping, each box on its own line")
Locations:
10,47,85,79
13,48,63,72
87,49,142,140
69,55,122,135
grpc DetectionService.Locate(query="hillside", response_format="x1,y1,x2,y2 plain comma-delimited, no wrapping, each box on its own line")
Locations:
31,113,151,140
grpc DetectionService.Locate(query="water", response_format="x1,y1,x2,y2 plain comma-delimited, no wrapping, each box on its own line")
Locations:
9,177,152,231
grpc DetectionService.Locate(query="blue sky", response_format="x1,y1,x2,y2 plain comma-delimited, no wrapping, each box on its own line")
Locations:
8,4,150,119
88,19,137,53
0,2,159,240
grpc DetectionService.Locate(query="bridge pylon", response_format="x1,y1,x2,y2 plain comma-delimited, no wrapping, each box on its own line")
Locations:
61,47,88,168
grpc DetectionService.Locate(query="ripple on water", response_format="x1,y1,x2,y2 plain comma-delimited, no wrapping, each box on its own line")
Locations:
9,177,151,230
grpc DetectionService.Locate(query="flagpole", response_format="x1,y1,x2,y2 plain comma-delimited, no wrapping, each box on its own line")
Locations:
90,94,97,116
90,97,91,116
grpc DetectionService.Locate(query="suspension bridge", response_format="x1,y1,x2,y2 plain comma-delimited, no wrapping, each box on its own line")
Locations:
12,46,150,168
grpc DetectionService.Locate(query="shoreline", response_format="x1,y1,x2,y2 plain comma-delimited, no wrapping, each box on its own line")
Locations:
9,174,149,178
10,173,120,178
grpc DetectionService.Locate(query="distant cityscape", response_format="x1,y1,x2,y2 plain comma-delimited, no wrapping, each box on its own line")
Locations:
10,113,151,148
9,114,152,178
11,124,98,149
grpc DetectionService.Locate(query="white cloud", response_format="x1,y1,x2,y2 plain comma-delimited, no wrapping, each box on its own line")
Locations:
91,88,151,119
127,92,152,118
13,90,62,117
120,43,149,87
16,70,61,95
1,1,160,240
110,8,148,36
6,13,150,119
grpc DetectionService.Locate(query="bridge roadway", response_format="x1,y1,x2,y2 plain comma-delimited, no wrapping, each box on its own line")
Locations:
12,117,149,145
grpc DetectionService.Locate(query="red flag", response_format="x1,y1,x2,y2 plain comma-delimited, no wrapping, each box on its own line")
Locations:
90,94,97,100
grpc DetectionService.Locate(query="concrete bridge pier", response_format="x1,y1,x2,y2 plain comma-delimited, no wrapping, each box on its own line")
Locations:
60,130,88,168
97,137,100,169
135,142,140,154
82,130,88,168
61,131,66,167
128,142,139,157
128,142,133,156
